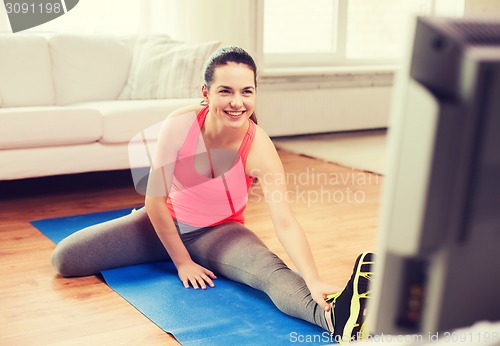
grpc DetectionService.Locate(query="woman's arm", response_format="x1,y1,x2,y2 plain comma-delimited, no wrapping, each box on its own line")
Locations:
248,129,337,310
144,107,216,289
145,195,191,266
145,195,216,289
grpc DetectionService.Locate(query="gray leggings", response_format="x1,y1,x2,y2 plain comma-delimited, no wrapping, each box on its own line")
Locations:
51,207,329,331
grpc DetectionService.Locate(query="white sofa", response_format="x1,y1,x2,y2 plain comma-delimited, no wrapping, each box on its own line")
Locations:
0,34,220,180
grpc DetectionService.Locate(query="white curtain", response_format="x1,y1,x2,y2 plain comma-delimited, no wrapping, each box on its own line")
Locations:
0,0,173,35
0,3,10,32
168,0,257,54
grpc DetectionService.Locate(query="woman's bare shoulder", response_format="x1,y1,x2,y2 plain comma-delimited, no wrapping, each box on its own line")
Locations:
252,124,276,151
157,105,201,144
246,124,282,175
167,105,203,119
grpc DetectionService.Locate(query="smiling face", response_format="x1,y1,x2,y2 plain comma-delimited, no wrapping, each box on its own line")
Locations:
202,62,256,130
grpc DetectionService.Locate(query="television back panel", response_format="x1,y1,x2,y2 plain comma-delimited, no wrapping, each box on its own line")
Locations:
370,17,500,337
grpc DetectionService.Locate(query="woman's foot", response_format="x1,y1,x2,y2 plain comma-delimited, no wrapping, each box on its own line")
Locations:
325,252,374,343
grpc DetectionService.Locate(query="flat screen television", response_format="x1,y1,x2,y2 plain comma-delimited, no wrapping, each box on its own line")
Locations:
369,16,500,338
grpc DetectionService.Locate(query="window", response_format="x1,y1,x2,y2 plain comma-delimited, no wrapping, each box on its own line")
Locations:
262,0,460,68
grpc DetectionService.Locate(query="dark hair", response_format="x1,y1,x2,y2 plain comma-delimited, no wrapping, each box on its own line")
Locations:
203,46,258,124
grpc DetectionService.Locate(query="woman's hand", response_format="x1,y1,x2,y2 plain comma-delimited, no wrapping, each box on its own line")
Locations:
177,261,217,289
307,279,340,312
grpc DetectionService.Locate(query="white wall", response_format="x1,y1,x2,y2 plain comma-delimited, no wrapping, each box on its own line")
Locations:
255,67,395,136
256,84,392,137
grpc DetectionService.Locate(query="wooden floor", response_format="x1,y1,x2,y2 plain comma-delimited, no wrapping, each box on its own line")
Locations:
0,151,383,345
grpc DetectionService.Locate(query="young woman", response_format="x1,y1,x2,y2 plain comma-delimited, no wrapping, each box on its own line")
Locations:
51,46,373,343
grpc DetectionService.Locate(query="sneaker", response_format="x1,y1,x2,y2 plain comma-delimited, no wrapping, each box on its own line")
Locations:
325,252,374,343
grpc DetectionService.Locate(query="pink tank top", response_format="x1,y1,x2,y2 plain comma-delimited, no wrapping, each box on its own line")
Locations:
166,106,256,228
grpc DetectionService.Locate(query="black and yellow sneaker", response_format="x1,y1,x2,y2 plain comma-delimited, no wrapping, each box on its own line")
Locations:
325,252,374,343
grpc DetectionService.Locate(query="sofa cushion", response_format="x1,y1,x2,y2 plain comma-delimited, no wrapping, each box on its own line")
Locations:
119,36,220,100
0,35,55,107
74,99,200,144
0,107,102,149
50,34,132,105
0,143,130,180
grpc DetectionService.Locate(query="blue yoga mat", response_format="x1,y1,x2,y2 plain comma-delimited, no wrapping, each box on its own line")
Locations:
31,208,331,345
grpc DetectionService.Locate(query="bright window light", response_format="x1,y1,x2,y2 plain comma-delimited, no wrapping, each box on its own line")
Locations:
345,0,431,59
262,0,434,67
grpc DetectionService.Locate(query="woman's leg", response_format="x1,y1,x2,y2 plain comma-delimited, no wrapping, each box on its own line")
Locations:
182,222,330,331
51,208,170,277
